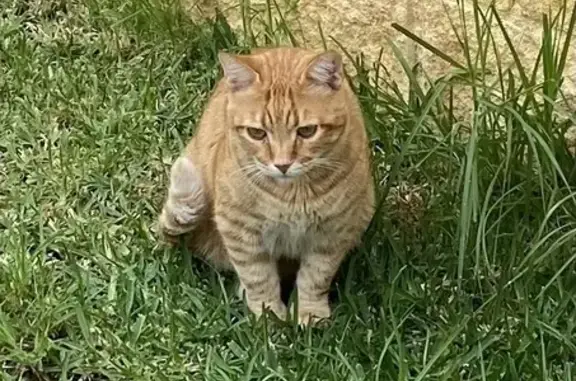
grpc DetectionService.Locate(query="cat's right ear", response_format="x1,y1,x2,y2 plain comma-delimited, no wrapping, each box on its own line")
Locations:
304,51,343,91
218,52,258,92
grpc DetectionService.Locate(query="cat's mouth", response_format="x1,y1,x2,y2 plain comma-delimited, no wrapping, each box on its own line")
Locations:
246,159,309,183
266,163,304,180
266,169,299,181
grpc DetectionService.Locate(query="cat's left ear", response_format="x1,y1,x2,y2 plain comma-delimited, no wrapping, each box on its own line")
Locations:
304,51,343,91
218,52,259,92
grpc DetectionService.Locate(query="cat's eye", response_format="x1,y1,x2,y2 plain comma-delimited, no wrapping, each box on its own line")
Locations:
297,125,318,138
246,127,267,141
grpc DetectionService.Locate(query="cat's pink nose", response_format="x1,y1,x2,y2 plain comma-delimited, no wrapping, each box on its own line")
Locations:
274,164,291,174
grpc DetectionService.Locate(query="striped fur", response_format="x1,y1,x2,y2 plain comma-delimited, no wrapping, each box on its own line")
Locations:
158,47,375,325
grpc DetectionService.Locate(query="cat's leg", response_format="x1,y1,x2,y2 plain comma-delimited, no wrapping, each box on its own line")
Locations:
295,249,346,326
236,262,288,319
219,232,286,319
158,156,206,243
233,255,287,320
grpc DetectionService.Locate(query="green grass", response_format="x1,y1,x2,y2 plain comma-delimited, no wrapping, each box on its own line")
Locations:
1,0,576,379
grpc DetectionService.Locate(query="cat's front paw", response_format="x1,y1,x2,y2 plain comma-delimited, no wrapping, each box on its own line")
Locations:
266,302,288,321
240,290,287,321
297,301,331,327
252,302,288,321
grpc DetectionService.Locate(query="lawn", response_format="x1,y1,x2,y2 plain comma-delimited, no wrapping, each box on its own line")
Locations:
1,0,575,380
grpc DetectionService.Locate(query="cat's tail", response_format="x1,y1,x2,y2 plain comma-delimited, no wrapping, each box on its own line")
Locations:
158,156,207,244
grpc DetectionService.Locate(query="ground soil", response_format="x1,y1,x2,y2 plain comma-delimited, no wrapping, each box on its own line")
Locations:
184,0,575,115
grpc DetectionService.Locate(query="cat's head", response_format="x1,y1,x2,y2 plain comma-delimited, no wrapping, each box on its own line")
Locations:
218,47,354,183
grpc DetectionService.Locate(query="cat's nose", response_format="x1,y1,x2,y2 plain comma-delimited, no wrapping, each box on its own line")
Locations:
274,164,291,174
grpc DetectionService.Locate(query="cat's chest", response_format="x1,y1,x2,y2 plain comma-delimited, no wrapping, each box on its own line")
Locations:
260,211,320,258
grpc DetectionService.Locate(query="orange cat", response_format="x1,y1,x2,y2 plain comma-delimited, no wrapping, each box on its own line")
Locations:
158,47,375,325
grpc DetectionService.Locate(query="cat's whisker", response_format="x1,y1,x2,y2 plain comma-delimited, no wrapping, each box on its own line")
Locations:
306,158,343,172
231,162,261,179
242,163,270,186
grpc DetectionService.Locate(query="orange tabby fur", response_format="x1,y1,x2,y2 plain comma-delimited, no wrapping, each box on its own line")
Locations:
158,47,375,325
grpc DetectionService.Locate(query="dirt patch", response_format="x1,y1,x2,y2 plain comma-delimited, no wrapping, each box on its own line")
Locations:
185,0,575,113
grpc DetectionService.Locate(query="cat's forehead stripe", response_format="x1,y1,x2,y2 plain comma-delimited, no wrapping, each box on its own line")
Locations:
283,89,293,128
263,86,297,129
287,88,299,127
